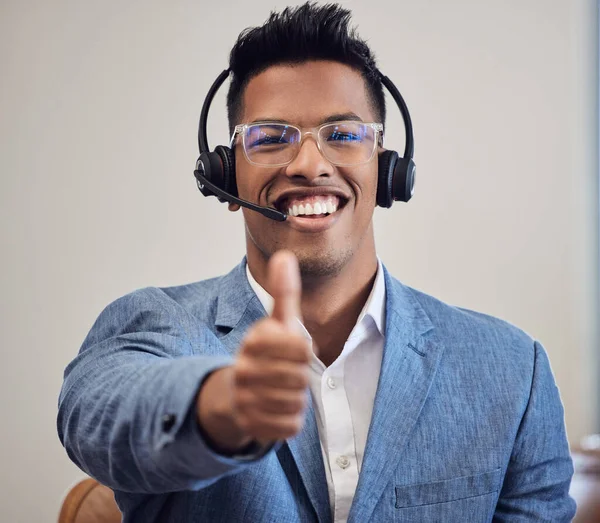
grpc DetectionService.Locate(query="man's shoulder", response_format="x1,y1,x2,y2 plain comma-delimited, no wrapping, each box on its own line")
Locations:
387,274,536,362
105,274,224,313
90,266,244,337
158,274,225,310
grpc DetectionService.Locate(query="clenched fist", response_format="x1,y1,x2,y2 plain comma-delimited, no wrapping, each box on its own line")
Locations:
197,250,313,453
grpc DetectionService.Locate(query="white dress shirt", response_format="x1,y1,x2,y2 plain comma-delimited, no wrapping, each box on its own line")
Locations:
246,260,386,523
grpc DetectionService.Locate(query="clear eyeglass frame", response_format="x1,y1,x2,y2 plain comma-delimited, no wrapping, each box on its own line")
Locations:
228,120,384,167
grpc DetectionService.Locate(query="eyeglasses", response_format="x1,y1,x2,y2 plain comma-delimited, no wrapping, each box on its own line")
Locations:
229,120,384,167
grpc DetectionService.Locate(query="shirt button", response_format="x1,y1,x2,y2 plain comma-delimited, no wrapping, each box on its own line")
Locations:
326,376,336,389
336,455,350,469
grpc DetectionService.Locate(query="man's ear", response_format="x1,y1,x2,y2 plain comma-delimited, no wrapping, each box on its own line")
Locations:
228,203,241,212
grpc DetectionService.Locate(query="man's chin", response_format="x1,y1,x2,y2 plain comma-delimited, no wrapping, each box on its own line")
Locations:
294,247,353,280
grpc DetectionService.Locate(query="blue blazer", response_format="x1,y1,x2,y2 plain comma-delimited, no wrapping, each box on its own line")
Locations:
58,259,576,522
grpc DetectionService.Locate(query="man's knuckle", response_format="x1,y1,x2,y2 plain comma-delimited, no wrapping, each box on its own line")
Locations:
234,364,251,385
295,394,307,411
296,371,309,388
282,418,302,438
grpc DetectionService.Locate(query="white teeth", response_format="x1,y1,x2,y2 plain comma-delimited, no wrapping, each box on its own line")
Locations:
287,198,340,217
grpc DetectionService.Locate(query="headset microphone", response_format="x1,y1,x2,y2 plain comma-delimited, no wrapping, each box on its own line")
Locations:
194,159,287,221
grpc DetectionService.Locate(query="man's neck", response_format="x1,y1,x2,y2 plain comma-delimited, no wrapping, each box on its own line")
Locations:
300,256,378,366
247,245,379,367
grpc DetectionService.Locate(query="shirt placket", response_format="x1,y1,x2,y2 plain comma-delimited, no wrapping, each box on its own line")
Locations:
321,359,359,523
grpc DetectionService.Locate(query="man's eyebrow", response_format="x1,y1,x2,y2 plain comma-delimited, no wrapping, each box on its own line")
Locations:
248,117,289,125
320,112,363,124
247,112,364,125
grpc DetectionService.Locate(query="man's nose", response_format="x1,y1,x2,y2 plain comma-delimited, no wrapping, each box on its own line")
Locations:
284,135,335,181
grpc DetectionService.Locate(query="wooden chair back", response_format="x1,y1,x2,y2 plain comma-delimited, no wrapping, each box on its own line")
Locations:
58,478,121,523
572,440,600,523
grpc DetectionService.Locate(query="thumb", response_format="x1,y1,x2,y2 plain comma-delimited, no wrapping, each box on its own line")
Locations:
269,250,301,328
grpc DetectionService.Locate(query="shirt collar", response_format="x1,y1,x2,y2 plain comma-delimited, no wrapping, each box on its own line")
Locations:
355,258,386,336
245,258,386,337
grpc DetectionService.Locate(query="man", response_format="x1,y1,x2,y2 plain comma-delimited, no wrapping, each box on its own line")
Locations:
58,3,576,522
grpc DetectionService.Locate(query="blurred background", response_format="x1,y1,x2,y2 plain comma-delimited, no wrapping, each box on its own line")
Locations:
1,0,598,520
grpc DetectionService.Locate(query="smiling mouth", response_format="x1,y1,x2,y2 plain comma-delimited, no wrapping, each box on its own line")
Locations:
274,195,348,218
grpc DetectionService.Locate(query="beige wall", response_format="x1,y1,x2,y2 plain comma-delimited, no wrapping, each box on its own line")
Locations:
1,0,597,520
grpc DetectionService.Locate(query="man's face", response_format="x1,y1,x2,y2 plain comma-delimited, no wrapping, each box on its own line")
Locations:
234,60,380,278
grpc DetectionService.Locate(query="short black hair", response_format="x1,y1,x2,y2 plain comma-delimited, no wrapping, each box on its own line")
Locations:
226,2,385,134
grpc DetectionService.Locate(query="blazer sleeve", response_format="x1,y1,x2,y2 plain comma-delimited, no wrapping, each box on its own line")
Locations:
57,287,270,494
493,340,577,521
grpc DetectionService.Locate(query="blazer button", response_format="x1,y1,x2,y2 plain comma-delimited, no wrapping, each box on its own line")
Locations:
161,413,177,433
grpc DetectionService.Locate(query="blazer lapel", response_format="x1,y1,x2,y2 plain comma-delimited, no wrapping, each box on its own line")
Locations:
214,259,265,352
214,258,331,523
348,269,444,523
286,393,332,523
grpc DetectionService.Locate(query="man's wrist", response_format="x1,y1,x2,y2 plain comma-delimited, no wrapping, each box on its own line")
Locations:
196,366,254,454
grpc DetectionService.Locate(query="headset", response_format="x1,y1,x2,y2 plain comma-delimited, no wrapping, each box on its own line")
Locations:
193,68,416,221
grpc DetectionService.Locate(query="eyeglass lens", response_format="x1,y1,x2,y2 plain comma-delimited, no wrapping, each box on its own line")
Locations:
243,122,377,166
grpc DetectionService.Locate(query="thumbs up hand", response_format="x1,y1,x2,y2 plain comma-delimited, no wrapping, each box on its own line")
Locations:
269,250,303,331
196,251,313,452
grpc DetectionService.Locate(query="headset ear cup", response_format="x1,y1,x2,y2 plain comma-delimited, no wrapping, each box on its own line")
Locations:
377,150,398,208
392,156,416,203
213,145,237,200
196,151,224,197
